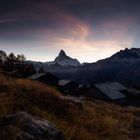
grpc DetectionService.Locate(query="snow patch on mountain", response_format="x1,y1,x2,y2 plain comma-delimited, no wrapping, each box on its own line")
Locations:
27,50,81,72
47,50,81,67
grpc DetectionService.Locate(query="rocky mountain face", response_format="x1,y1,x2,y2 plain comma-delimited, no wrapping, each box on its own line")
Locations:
0,112,64,140
112,48,140,59
30,50,81,69
52,50,81,67
74,48,140,85
2,47,140,86
29,50,81,80
27,48,140,86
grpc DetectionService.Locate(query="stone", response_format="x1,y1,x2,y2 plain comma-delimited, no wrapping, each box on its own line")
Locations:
0,112,64,140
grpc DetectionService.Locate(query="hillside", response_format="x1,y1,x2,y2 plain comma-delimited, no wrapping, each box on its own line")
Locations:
0,73,140,140
74,48,140,85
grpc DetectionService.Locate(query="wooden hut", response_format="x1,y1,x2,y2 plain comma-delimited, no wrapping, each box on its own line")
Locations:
59,80,79,95
28,72,59,86
86,82,126,102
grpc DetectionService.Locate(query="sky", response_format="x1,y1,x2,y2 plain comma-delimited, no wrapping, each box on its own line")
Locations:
0,0,140,62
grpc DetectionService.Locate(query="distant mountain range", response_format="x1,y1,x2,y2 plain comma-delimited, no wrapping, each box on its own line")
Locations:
28,48,140,86
75,48,140,85
49,50,81,67
28,49,81,70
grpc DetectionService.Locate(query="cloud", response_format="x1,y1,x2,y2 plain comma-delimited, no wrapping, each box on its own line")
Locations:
0,0,139,62
33,10,135,62
49,36,131,62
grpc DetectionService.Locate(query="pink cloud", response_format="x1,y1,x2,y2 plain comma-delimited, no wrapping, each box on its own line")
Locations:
0,1,136,62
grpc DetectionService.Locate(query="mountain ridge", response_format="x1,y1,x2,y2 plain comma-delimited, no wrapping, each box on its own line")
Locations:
111,48,140,59
1,47,140,86
25,47,140,86
74,48,140,85
46,50,81,67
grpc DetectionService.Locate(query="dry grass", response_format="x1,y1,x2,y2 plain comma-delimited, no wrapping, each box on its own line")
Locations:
0,73,140,140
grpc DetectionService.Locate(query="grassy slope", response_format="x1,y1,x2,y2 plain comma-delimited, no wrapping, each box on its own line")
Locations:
0,74,140,140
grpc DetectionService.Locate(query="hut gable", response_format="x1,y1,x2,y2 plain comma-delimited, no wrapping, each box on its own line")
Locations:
94,82,126,100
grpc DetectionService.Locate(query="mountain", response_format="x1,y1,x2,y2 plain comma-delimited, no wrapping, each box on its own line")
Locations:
28,50,81,80
27,60,45,72
29,50,81,71
29,48,140,86
47,50,81,67
74,48,140,85
3,48,140,86
112,48,140,59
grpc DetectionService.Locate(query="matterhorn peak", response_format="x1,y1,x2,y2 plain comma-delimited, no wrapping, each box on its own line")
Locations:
53,50,81,67
59,50,66,55
55,50,69,62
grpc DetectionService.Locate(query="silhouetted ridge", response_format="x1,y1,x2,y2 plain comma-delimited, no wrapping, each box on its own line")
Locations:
111,48,140,59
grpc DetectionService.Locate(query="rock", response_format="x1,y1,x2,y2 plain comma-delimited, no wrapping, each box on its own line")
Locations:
0,112,64,140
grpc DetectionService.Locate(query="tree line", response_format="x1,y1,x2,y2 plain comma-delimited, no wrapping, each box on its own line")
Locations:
0,50,36,77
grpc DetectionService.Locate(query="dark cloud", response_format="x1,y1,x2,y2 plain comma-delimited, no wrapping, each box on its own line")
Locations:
0,0,140,47
0,0,140,62
0,0,140,26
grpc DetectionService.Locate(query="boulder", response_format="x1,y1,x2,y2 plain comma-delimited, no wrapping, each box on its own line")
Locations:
0,112,64,140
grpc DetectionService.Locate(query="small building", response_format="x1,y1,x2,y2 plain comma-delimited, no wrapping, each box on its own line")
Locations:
78,85,89,95
86,82,126,102
28,72,59,86
59,80,79,96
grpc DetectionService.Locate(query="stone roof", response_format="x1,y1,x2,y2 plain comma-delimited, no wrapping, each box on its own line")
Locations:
94,82,126,100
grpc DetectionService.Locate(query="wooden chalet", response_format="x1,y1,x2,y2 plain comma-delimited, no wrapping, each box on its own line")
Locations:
28,72,59,86
86,82,127,102
58,80,79,95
